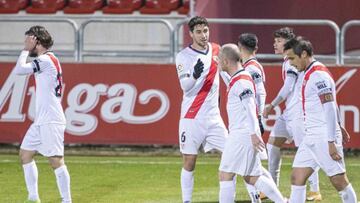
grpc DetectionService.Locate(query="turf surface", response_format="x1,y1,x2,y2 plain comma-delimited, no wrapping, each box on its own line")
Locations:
0,154,359,203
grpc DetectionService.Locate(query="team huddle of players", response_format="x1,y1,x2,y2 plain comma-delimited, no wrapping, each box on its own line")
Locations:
176,16,358,203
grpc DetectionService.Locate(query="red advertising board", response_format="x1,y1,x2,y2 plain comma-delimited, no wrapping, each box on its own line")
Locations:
0,63,359,148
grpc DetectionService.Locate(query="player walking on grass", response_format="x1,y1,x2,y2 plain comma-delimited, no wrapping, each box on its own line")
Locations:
263,27,322,201
17,26,71,203
217,43,286,203
175,16,228,203
285,37,357,203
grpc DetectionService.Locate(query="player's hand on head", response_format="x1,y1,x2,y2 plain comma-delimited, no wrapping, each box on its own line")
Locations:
251,134,265,152
328,142,342,161
24,35,37,51
193,58,204,79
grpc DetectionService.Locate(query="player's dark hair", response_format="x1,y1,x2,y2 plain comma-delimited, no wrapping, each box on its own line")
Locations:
25,25,53,49
188,16,209,32
273,27,295,40
284,36,313,57
238,33,258,52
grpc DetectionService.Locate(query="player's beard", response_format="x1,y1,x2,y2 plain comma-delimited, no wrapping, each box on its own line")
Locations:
29,47,38,57
196,39,208,50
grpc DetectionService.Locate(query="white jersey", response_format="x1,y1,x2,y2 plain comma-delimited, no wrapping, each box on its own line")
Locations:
226,69,260,142
14,51,66,125
301,61,341,139
280,58,299,111
242,58,266,115
175,43,221,119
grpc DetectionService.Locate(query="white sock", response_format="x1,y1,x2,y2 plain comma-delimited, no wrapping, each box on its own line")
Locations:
219,181,235,203
232,175,237,200
289,185,306,203
267,143,281,186
262,166,273,181
339,183,357,203
255,175,284,203
54,165,72,203
22,161,39,201
308,170,319,192
245,182,260,203
181,168,194,202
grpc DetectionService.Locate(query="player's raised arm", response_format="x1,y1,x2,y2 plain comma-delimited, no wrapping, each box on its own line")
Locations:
14,35,38,75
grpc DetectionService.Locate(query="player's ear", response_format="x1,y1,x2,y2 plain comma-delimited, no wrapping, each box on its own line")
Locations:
301,50,307,58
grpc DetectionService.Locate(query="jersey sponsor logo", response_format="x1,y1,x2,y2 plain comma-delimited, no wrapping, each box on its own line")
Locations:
316,80,327,90
239,88,253,100
250,72,262,84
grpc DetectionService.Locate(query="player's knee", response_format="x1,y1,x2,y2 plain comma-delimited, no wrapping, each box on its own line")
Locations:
48,156,64,169
330,173,349,191
19,149,34,164
243,176,257,185
291,172,306,185
183,155,196,171
219,171,235,181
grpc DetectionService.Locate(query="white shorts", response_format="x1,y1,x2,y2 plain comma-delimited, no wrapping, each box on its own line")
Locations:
219,134,262,176
269,113,304,146
20,123,66,157
292,138,346,177
179,116,227,155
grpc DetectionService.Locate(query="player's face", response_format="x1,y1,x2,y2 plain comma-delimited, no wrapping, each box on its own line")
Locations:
190,24,209,49
273,37,287,54
285,49,305,71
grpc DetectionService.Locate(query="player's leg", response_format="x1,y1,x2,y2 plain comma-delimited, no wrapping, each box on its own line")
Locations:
219,171,236,203
289,167,313,203
20,124,41,202
179,119,205,203
182,154,197,203
313,140,357,203
267,115,289,186
48,156,71,203
290,142,316,203
307,167,322,201
329,173,357,203
244,175,285,203
40,124,71,203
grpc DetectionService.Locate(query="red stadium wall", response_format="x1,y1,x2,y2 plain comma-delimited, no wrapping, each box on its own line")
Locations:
184,0,360,55
0,63,359,148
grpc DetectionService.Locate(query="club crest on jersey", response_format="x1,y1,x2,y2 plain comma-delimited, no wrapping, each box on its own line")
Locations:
177,64,184,73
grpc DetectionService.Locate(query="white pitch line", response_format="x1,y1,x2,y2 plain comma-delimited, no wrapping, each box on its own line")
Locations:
1,159,360,167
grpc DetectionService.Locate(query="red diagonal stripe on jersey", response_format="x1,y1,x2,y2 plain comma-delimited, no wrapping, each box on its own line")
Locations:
302,64,333,116
243,59,265,79
184,43,220,119
227,74,257,114
47,53,63,95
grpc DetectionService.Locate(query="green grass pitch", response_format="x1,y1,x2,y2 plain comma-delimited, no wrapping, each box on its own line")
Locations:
0,154,359,203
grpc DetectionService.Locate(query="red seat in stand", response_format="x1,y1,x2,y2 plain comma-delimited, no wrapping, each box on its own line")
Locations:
64,0,105,14
177,0,189,15
140,0,180,14
26,0,66,14
102,0,143,14
0,0,29,13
